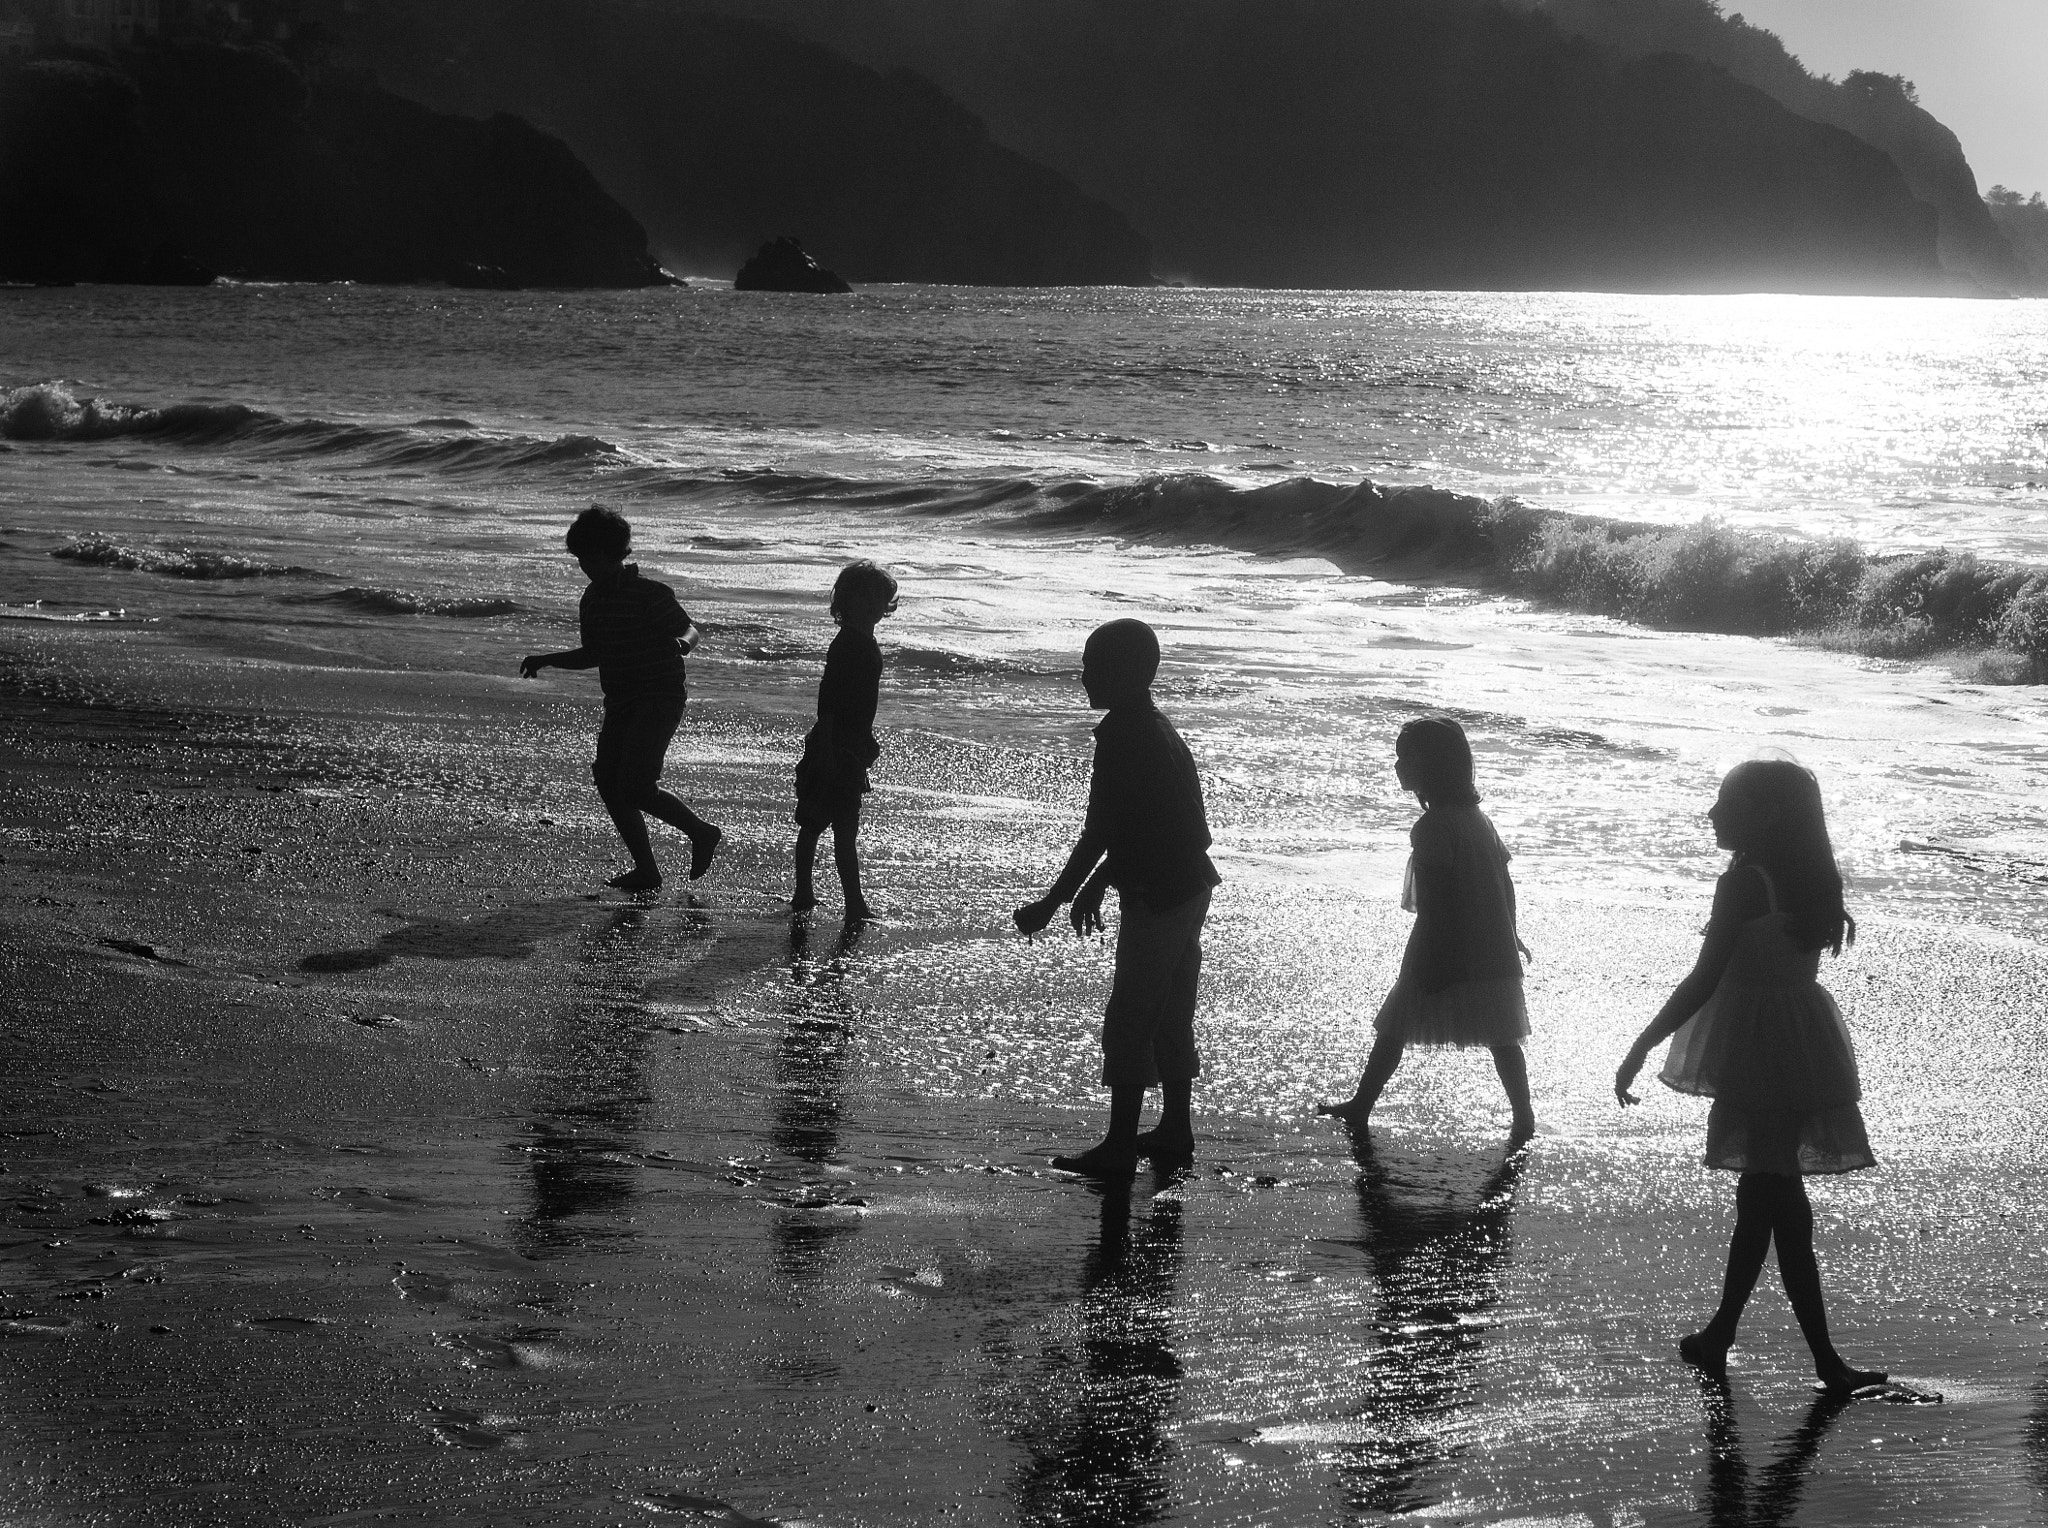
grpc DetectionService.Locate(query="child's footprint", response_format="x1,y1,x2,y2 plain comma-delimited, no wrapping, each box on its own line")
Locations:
629,1493,782,1524
426,1408,527,1450
435,1326,573,1370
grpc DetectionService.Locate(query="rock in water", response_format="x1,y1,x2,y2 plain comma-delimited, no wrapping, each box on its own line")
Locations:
732,237,851,294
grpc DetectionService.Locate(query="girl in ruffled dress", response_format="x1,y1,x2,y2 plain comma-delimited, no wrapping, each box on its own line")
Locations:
1319,717,1535,1138
1615,758,1885,1393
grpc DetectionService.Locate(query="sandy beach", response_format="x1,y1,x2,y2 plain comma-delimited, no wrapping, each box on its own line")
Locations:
6,607,2048,1528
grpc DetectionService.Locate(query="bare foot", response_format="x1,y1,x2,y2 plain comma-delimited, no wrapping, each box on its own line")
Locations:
1049,1144,1138,1178
1816,1360,1888,1396
844,900,877,923
1679,1330,1732,1376
1132,1127,1194,1161
791,890,817,912
688,825,722,880
1317,1096,1371,1123
607,867,662,893
1509,1113,1537,1145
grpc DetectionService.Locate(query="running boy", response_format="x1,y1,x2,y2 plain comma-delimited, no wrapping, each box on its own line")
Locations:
1015,618,1220,1176
519,504,721,891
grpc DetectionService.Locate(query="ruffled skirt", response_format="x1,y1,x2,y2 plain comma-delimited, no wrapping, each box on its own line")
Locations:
1373,975,1528,1049
1662,980,1874,1175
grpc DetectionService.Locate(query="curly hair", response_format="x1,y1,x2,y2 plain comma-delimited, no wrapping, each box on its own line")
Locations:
565,503,631,561
831,560,900,617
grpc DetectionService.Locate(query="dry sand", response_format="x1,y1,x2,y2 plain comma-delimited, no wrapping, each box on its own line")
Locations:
5,618,2048,1526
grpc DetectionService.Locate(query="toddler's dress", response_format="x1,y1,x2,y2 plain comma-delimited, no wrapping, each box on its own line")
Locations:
1373,803,1529,1048
1659,866,1873,1175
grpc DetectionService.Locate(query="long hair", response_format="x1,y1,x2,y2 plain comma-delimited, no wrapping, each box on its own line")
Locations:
1723,759,1855,954
1396,717,1479,809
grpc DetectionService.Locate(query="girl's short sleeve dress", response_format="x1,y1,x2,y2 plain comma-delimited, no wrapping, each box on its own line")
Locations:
1659,867,1874,1176
1372,805,1529,1049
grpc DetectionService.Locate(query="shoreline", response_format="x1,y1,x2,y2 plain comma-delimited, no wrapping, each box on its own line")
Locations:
6,612,2048,1524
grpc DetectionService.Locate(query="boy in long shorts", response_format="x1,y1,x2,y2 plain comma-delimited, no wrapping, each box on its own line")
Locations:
519,504,721,891
1015,618,1220,1177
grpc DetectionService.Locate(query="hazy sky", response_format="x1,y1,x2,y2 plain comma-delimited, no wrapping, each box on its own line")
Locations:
1732,0,2048,195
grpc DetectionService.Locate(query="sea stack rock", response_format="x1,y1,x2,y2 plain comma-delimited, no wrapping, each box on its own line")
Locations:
733,236,851,293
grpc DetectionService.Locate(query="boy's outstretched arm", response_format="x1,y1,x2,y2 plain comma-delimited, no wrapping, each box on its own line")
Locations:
1014,828,1106,935
519,646,594,678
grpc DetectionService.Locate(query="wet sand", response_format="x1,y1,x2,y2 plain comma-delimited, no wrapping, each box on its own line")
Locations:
5,618,2048,1527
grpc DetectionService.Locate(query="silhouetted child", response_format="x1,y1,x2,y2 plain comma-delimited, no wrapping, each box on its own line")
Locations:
1015,618,1220,1177
792,560,898,920
1319,718,1534,1137
519,504,721,892
1616,758,1883,1395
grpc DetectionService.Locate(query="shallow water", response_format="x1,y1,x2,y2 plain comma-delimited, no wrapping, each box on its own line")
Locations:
3,284,2047,1524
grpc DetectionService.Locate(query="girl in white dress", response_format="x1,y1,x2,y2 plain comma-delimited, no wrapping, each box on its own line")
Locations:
1615,759,1884,1393
1320,717,1535,1137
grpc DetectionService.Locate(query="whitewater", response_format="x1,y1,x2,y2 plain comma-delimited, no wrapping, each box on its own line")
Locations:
4,282,2044,934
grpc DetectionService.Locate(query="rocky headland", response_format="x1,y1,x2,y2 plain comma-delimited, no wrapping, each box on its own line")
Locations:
0,42,669,288
317,0,1157,288
687,0,1956,294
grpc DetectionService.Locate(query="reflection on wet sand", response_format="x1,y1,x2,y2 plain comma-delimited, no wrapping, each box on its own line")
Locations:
770,917,870,1287
1332,1130,1523,1515
1010,1170,1188,1528
513,905,703,1258
1695,1378,1851,1527
774,918,867,1165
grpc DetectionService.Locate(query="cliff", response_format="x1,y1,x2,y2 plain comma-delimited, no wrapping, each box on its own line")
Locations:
0,43,669,287
313,0,1155,287
1506,0,2027,295
693,0,1943,294
1985,189,2048,293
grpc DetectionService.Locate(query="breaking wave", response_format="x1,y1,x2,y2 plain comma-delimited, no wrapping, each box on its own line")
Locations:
1,382,622,477
282,587,527,618
52,536,319,580
1028,474,2048,669
14,379,2045,668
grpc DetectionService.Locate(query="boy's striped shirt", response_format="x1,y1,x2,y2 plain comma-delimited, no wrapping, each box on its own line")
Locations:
579,565,691,698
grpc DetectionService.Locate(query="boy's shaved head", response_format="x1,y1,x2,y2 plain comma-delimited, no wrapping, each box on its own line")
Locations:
1084,618,1160,690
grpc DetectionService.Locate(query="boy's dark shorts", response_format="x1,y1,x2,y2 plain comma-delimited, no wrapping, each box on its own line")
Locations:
592,693,685,797
792,726,874,831
1100,887,1210,1089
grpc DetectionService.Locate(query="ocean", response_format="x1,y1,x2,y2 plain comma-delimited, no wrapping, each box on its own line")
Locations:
5,283,2045,935
4,282,2048,1525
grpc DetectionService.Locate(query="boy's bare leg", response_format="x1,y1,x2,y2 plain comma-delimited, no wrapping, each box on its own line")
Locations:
832,806,870,919
1052,1085,1143,1176
1133,1080,1194,1158
1492,1043,1537,1140
1319,1031,1404,1123
599,787,663,891
792,826,823,911
640,788,722,879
